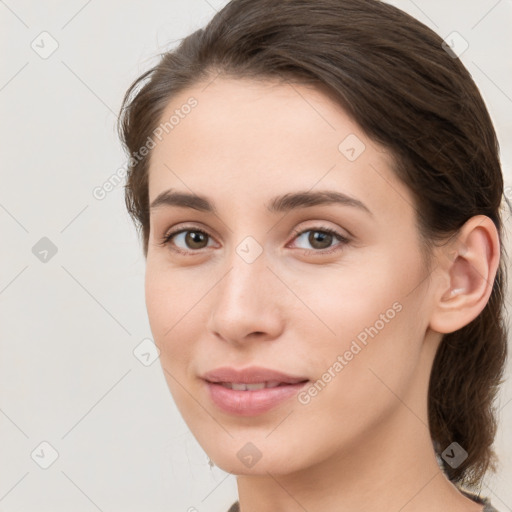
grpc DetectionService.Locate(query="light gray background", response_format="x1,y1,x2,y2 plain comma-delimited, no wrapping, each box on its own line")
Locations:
1,1,511,511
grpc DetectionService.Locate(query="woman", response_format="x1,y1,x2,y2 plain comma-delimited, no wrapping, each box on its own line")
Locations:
117,0,509,510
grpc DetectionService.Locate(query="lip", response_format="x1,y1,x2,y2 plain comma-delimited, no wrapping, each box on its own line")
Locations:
201,365,309,385
203,380,310,416
201,366,310,416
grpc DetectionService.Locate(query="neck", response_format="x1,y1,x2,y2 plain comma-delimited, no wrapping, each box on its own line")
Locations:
235,336,482,512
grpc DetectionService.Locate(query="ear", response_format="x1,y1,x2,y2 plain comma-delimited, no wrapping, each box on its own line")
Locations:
429,215,500,334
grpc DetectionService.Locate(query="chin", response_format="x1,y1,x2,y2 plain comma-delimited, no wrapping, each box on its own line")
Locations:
202,438,307,476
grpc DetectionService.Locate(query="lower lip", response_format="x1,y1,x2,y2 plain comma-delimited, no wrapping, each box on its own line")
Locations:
204,380,309,416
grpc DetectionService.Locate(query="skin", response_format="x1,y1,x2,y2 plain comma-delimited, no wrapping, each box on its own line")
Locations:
144,77,499,512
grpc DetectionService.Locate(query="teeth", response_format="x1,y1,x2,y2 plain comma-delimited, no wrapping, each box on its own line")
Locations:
220,381,283,390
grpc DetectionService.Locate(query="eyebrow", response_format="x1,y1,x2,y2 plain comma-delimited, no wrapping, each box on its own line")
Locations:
149,189,373,216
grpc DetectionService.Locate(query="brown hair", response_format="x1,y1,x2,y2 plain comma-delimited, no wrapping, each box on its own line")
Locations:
117,0,510,490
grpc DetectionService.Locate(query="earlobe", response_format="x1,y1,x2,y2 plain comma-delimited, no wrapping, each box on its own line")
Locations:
429,215,500,334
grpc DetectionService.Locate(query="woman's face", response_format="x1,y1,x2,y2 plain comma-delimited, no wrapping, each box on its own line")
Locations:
145,77,440,475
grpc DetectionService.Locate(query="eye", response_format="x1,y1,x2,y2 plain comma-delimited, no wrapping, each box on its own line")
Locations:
158,224,350,255
158,226,215,255
289,225,350,254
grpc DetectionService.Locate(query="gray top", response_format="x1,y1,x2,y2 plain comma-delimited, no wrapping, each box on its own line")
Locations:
227,489,499,511
460,489,499,511
226,502,239,512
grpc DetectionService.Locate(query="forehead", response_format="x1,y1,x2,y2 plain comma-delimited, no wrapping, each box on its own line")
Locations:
147,77,413,219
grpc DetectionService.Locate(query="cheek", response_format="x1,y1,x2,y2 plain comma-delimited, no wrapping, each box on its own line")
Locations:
144,267,200,418
144,264,171,344
144,257,199,336
144,261,218,379
290,307,425,460
144,264,193,369
294,250,427,423
301,247,423,349
144,268,220,445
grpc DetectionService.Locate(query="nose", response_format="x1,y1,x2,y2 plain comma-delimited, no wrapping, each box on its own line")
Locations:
206,247,285,345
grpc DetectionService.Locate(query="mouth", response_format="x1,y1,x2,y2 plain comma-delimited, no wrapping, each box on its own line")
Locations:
200,366,310,415
203,379,310,416
208,380,309,391
201,365,309,386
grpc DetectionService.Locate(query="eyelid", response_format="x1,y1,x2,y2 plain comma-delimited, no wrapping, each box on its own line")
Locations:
287,223,350,254
158,223,218,253
289,221,350,241
159,221,350,254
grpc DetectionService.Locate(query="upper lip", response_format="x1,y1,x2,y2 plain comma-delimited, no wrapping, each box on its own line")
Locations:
202,366,309,385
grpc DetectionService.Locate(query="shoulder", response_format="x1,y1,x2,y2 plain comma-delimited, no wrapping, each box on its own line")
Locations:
459,489,500,512
483,502,501,512
225,495,501,512
226,501,239,512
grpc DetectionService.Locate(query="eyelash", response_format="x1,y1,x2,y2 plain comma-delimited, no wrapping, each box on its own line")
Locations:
157,224,350,256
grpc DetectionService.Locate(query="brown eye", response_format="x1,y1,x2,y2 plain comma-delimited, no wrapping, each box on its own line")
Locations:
184,230,209,249
291,226,350,254
308,231,333,250
160,228,214,253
